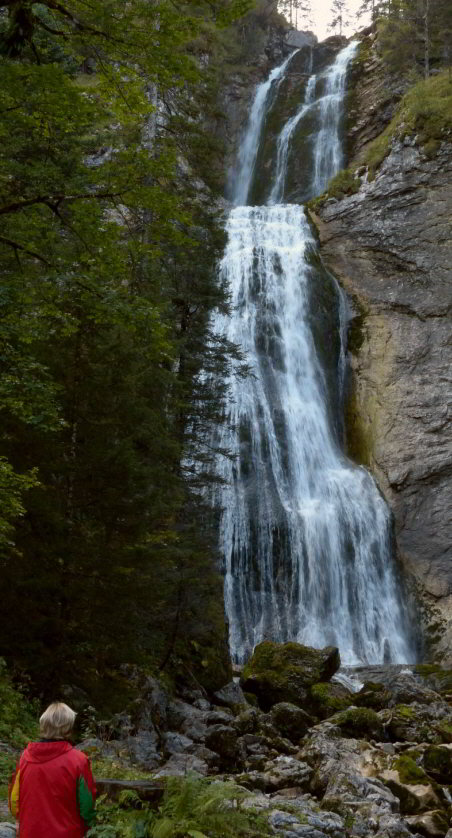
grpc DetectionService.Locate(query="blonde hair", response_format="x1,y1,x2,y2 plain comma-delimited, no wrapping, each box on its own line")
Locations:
39,702,76,739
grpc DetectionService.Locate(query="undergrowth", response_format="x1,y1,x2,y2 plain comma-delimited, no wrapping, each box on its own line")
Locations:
364,70,452,176
87,774,271,838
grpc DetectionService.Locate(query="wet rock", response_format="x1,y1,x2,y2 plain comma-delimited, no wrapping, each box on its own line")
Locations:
240,641,340,711
270,702,315,743
166,699,207,742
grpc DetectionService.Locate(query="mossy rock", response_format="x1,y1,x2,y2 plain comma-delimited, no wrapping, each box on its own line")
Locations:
423,745,452,783
329,706,385,740
393,755,429,785
240,641,340,712
414,665,452,698
308,681,352,719
381,704,449,744
355,681,391,711
270,702,315,743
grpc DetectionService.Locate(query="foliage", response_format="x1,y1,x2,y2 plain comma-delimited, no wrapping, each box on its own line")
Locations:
327,168,360,197
363,70,452,175
0,0,250,699
0,658,38,747
148,775,270,838
86,775,271,838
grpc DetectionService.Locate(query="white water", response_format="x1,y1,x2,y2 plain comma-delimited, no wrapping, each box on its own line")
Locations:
233,50,299,206
214,43,414,665
312,40,358,195
270,74,317,204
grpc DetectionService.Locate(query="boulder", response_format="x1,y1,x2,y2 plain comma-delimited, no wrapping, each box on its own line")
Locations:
95,778,165,805
204,724,238,766
355,681,392,711
270,702,315,743
380,703,452,744
404,810,450,837
240,641,340,711
422,744,452,784
126,728,161,770
380,769,442,815
328,707,385,741
213,680,247,711
0,826,16,838
309,681,354,718
153,752,210,777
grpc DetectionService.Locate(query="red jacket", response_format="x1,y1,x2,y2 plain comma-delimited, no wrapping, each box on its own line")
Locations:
9,740,96,838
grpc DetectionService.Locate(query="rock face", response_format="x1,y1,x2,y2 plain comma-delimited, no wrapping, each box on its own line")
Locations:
312,137,452,662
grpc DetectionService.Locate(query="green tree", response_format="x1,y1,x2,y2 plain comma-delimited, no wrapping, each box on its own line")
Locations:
0,0,249,699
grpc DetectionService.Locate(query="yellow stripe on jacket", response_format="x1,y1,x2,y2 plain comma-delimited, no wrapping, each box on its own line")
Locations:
9,768,20,818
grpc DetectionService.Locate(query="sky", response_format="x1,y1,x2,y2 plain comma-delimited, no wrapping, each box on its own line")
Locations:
297,0,370,42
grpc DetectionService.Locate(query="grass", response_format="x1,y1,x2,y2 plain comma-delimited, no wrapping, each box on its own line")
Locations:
364,70,452,177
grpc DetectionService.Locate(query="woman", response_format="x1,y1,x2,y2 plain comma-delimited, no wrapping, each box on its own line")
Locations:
9,701,96,837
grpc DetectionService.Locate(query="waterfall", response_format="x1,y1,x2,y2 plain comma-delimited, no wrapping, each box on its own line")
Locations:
232,50,300,206
214,42,414,665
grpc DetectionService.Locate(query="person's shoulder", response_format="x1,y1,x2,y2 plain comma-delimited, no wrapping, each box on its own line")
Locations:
66,746,90,765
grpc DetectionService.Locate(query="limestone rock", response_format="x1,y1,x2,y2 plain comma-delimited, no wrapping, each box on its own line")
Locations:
404,810,450,837
422,744,452,784
240,641,340,711
0,825,16,838
309,681,354,719
213,680,247,711
313,138,452,659
204,724,238,765
380,769,442,815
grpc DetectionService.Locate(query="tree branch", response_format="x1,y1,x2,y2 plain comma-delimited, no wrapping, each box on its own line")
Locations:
0,235,50,264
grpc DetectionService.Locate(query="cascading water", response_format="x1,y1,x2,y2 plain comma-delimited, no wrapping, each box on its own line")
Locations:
214,42,414,665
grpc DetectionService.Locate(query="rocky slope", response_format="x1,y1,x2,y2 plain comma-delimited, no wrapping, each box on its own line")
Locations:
310,36,452,663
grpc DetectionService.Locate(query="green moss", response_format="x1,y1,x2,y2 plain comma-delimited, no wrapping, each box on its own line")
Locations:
331,707,384,739
395,704,416,719
437,721,452,744
393,755,428,784
309,682,350,716
423,745,452,783
326,168,360,199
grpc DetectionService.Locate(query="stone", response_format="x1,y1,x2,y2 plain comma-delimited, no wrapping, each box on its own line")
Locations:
380,703,452,744
379,770,442,815
270,702,315,743
422,744,452,784
240,641,340,711
262,755,313,791
0,826,16,838
213,680,247,711
405,810,450,837
329,707,385,741
309,681,354,718
153,752,209,777
162,731,193,756
355,682,392,711
126,728,161,769
204,724,238,765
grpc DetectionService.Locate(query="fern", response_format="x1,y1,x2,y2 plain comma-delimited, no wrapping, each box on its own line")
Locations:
148,775,271,838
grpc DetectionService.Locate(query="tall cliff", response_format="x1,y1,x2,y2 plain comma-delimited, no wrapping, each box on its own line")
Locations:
222,26,451,663
310,36,452,663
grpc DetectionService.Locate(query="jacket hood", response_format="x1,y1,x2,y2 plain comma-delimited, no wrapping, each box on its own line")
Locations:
23,741,73,764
